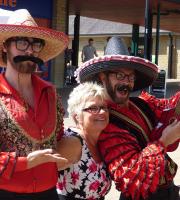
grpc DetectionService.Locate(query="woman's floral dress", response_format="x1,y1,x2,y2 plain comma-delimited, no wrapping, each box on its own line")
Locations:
57,128,111,200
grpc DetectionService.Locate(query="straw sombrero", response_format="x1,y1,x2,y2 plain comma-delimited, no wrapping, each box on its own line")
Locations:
76,37,158,91
0,9,69,67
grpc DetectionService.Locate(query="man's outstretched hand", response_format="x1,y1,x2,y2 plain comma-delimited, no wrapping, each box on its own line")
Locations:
27,149,68,169
160,119,180,147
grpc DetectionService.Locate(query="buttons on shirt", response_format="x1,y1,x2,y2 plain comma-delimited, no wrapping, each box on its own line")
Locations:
41,129,45,139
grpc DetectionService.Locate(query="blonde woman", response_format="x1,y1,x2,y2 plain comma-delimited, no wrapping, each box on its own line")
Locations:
57,82,111,200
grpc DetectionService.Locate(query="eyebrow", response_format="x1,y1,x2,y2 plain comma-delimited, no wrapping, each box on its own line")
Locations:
112,71,135,75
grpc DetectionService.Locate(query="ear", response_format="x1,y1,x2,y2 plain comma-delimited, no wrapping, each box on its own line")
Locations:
2,42,7,53
99,72,107,82
73,114,78,124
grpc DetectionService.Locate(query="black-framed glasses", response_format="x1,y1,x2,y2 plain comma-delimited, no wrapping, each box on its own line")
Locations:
82,105,109,114
109,71,136,82
7,37,45,53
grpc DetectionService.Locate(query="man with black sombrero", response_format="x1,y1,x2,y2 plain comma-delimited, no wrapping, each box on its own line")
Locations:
76,36,180,200
0,9,69,199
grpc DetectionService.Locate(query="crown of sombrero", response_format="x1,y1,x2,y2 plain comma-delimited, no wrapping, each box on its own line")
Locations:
0,9,69,67
76,36,158,91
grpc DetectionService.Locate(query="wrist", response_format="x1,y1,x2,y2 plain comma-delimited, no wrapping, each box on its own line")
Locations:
159,137,168,148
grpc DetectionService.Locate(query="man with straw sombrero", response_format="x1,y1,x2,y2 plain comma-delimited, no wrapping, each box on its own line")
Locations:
0,8,69,199
76,36,180,200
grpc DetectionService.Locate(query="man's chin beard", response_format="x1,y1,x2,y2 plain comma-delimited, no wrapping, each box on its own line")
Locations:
114,93,129,105
12,62,37,74
108,87,130,105
11,55,44,74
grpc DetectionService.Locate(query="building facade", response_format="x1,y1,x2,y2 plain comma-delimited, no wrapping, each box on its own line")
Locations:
1,1,180,89
69,16,180,81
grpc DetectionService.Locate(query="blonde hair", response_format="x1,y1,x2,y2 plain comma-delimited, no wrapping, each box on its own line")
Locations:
67,82,107,123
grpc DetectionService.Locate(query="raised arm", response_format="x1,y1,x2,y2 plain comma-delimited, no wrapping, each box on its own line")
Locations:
98,123,180,200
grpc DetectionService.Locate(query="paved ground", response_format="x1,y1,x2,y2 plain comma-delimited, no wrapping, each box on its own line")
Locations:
64,117,180,200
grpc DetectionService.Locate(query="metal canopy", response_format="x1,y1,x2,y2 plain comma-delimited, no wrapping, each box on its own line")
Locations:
69,0,180,33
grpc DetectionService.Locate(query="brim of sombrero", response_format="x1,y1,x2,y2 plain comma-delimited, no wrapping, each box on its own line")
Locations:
76,55,158,91
0,24,69,67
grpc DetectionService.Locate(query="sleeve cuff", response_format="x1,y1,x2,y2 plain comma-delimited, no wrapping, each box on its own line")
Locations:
157,140,167,153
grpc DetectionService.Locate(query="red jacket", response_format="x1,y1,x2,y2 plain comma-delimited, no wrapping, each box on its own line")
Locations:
98,91,180,200
0,74,64,193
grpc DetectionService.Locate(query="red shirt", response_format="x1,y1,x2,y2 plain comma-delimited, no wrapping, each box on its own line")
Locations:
0,74,64,193
98,92,180,199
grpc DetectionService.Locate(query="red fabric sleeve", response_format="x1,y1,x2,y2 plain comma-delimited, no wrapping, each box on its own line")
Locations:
0,152,28,180
139,91,180,119
0,152,27,180
140,91,180,151
15,157,27,172
98,124,166,200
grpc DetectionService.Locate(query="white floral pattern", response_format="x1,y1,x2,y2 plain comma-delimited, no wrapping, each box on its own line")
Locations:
57,128,111,199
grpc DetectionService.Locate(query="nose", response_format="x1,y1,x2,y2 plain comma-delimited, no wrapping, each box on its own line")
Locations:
99,109,105,114
25,44,34,55
99,107,108,114
120,75,130,83
98,108,109,118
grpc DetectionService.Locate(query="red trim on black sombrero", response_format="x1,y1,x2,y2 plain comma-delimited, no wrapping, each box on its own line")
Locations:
76,37,158,91
76,55,158,91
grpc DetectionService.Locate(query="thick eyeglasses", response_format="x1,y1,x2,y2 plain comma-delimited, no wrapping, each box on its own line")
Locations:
110,71,136,82
82,105,109,114
8,37,45,53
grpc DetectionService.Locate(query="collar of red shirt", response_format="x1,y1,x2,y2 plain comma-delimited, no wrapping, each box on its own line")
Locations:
0,73,53,95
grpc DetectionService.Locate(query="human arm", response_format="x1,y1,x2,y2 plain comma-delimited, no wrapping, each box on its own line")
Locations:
98,123,179,200
94,48,98,57
26,149,68,169
140,91,180,151
139,91,180,117
159,119,180,147
0,149,68,180
56,134,82,170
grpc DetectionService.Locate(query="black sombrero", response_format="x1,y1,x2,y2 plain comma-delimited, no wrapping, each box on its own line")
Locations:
76,37,158,91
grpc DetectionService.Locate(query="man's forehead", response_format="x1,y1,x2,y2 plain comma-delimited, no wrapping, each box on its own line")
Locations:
8,36,41,41
111,68,135,73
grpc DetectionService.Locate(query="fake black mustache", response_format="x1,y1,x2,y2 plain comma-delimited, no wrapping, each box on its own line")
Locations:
117,85,133,92
13,56,44,67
